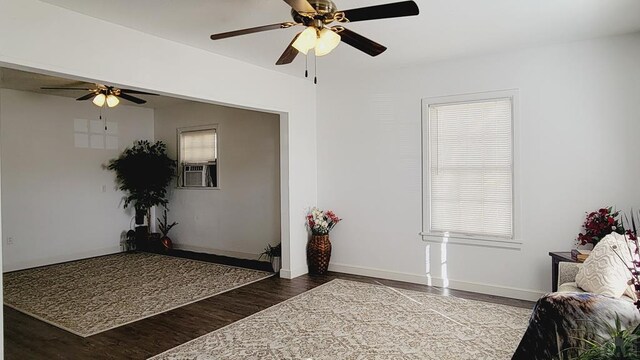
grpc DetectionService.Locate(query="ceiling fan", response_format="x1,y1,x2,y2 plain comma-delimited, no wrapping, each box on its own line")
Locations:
210,0,419,65
40,85,157,108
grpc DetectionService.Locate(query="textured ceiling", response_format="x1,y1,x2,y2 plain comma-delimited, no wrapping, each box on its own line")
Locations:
38,0,640,77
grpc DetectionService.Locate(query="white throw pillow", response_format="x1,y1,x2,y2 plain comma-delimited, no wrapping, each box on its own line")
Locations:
575,232,637,300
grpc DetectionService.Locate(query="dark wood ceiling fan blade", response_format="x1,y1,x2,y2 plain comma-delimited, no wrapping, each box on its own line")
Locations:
76,93,96,101
119,89,158,96
118,93,146,104
211,22,297,40
337,1,419,23
40,87,92,90
334,27,387,56
276,34,301,65
283,0,316,14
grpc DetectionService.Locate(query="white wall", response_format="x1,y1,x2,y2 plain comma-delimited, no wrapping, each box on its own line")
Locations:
0,89,154,271
0,0,318,280
317,32,640,300
155,101,280,258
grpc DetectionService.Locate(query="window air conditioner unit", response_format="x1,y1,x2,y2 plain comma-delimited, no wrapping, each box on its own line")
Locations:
183,164,207,187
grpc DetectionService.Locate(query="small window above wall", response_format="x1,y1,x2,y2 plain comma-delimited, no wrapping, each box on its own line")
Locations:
177,125,218,189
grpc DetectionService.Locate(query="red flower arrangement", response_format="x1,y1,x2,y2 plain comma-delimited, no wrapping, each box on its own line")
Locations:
576,207,624,246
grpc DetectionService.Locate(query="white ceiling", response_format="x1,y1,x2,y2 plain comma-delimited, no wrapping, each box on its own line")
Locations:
41,0,640,76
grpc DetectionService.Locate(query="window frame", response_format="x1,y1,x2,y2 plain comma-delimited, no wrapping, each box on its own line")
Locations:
420,90,521,249
176,124,220,190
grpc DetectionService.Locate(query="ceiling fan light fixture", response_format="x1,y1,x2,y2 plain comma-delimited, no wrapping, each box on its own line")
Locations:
92,93,106,107
315,28,341,56
292,26,318,55
106,94,120,108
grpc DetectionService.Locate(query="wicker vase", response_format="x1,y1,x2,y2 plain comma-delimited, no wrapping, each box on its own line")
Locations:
307,234,332,275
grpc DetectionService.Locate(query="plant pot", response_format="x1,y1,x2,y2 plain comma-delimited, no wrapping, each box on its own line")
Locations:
135,225,149,250
307,234,331,275
270,256,281,273
160,236,173,252
147,232,162,252
135,209,146,225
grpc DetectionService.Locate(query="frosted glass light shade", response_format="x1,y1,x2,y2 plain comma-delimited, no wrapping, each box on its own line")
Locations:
92,93,106,107
315,28,341,56
106,94,120,107
292,27,318,55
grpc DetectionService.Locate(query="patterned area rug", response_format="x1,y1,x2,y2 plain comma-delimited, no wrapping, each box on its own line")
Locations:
3,252,273,337
151,279,532,360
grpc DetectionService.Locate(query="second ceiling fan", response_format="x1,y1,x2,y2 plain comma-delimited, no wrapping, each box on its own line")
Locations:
40,85,157,108
210,0,419,65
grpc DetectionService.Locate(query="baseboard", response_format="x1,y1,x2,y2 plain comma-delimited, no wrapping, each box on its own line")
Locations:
430,276,545,302
279,268,293,279
327,262,544,301
172,243,258,261
279,266,308,279
328,263,430,285
3,246,121,272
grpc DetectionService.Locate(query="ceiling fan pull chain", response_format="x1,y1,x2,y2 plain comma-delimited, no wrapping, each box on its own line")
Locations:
305,54,309,78
314,55,318,85
99,107,107,131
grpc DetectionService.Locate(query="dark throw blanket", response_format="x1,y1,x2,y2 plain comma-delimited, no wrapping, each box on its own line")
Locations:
512,292,640,360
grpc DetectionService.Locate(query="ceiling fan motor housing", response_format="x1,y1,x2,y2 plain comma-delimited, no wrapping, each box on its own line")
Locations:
291,0,338,27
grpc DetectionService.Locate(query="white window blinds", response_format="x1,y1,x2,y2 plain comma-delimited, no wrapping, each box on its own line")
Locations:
428,98,513,239
180,129,217,164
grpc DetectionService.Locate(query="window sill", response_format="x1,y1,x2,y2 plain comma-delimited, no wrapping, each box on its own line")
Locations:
420,233,522,250
175,186,220,190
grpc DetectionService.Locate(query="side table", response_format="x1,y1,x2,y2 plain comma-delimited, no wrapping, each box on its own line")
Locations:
548,251,577,292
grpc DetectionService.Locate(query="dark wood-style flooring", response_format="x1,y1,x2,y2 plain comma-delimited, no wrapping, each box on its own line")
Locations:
4,250,534,359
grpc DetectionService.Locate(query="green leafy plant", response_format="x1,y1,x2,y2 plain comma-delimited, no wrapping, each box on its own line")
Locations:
107,140,176,218
259,243,281,261
157,209,178,237
558,316,640,360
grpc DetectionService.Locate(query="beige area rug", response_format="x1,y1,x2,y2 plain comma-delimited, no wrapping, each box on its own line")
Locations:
3,252,273,337
151,279,532,360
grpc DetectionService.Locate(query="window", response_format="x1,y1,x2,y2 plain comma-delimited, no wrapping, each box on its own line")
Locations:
177,125,218,188
422,91,518,247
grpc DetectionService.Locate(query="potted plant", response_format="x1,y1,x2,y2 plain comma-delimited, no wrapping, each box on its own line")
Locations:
576,207,624,247
259,243,282,273
305,207,341,275
108,140,176,249
558,316,640,359
157,208,178,252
